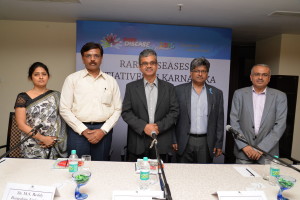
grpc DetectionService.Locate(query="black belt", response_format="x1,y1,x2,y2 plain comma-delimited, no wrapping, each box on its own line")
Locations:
83,122,103,125
189,133,207,137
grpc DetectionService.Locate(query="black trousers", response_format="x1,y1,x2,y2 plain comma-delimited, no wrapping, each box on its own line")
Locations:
67,123,112,161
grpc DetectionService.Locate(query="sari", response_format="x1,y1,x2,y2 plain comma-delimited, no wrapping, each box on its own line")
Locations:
14,90,67,159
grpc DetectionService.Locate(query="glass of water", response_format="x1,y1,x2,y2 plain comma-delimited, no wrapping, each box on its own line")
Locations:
81,155,92,171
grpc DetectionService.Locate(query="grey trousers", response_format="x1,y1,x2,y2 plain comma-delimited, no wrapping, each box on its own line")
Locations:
178,135,212,163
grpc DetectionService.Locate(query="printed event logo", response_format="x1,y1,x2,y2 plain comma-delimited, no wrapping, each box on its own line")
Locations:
157,42,175,50
100,33,175,50
100,33,122,49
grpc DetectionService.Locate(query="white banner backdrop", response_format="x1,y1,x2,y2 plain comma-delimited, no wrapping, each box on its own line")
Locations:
76,21,232,162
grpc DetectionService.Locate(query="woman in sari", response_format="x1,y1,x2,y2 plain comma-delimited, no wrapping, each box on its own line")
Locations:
14,62,67,159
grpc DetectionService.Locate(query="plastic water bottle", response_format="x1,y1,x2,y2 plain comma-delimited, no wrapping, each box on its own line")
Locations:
139,157,150,190
270,156,280,177
68,150,78,173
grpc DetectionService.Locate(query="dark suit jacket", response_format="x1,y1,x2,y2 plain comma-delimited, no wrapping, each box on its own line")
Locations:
230,86,287,163
121,78,179,155
174,82,224,158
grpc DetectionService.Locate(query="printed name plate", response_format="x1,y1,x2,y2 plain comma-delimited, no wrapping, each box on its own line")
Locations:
2,183,58,200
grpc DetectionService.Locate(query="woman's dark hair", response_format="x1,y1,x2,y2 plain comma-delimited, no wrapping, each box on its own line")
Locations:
28,62,50,80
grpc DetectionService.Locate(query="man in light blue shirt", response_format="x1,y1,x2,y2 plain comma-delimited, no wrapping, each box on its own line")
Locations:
173,57,224,163
190,83,208,135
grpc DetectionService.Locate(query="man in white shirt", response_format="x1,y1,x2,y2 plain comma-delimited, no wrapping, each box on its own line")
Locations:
230,64,287,164
60,42,122,161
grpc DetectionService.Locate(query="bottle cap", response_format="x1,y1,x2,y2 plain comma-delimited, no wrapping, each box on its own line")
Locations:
143,157,148,161
71,150,76,154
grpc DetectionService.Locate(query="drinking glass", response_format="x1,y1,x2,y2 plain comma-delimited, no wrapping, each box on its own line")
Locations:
72,170,91,200
262,158,278,186
81,155,92,171
262,159,271,181
149,174,158,185
276,175,296,200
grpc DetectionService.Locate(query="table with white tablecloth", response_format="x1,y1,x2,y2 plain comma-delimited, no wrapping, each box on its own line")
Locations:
0,158,299,199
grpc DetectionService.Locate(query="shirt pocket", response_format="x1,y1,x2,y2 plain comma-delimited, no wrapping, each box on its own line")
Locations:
102,89,113,106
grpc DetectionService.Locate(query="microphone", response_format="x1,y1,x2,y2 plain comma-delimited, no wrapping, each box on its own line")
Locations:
150,131,158,149
0,124,43,160
151,131,157,140
225,125,245,140
30,124,43,134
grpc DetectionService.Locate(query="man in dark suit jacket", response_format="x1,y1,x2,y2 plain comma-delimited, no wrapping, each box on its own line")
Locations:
122,49,179,162
173,57,224,163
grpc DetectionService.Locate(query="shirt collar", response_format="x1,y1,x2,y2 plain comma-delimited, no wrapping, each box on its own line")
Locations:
144,77,158,87
252,86,267,94
82,68,106,80
192,83,206,90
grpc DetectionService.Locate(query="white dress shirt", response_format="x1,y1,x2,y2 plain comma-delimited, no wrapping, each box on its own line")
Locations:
60,69,122,134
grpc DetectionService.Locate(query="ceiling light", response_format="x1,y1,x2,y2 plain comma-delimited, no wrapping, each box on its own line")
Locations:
177,4,183,11
269,11,300,17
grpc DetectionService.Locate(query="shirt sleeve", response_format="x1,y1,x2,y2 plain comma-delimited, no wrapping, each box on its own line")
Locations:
100,77,122,133
14,93,27,108
230,90,248,150
59,76,87,135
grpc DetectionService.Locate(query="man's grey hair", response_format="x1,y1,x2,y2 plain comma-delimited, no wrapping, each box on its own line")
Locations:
251,64,272,75
190,57,210,72
139,49,157,65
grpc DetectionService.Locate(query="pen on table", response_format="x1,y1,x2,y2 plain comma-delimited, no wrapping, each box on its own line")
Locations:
246,168,255,177
0,159,6,164
65,159,69,168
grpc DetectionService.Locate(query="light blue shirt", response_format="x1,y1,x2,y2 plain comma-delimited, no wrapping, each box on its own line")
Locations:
190,84,208,134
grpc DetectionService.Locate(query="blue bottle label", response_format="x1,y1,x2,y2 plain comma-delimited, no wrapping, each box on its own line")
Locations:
270,168,280,177
140,171,149,180
69,163,78,172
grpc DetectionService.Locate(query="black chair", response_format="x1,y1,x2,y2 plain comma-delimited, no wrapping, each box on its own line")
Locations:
285,152,300,165
0,112,23,158
121,145,127,161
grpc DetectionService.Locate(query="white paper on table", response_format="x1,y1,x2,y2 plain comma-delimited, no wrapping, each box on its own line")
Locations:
217,191,267,200
2,183,58,200
112,190,164,200
233,166,260,177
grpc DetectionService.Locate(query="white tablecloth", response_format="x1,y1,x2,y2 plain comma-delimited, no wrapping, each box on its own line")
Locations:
0,158,299,199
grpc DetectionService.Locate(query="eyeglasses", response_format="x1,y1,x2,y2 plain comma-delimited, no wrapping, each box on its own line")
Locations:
252,73,270,77
84,54,101,59
140,61,157,67
192,70,208,74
